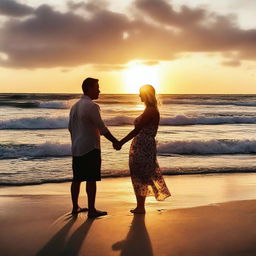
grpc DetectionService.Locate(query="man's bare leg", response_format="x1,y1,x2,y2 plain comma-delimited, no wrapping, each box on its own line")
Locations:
86,181,96,212
86,181,107,218
71,181,87,214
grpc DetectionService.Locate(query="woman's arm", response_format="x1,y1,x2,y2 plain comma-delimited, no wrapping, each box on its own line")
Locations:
119,107,158,146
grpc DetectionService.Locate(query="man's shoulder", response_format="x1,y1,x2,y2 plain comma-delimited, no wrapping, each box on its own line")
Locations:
78,97,100,112
71,97,100,112
85,99,99,109
84,99,99,109
70,99,80,111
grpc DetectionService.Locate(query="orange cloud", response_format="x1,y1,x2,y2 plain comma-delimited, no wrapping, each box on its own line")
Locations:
221,59,241,67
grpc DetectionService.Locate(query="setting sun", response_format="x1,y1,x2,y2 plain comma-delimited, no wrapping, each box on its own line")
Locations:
123,61,160,94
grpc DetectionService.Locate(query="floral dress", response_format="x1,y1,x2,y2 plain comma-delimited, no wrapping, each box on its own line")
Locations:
129,115,171,201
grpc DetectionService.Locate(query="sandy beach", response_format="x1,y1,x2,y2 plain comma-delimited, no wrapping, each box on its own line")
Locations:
0,173,256,256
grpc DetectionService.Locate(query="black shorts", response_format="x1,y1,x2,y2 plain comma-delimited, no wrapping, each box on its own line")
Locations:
72,149,101,181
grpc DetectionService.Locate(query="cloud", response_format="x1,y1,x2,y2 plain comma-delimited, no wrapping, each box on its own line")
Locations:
221,59,241,67
67,0,109,12
0,0,255,68
140,60,159,66
93,64,127,71
134,0,206,28
0,0,34,17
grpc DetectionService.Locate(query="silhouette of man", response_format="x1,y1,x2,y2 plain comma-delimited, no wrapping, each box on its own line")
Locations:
68,77,119,218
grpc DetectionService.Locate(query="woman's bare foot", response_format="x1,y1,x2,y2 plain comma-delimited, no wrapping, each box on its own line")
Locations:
130,208,146,214
88,210,108,218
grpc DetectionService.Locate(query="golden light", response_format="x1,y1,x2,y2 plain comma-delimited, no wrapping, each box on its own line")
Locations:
123,61,160,94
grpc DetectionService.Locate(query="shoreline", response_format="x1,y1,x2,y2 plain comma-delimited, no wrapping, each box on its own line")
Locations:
1,170,256,187
1,173,256,255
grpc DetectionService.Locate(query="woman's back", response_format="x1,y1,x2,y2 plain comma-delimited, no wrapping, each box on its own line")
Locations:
135,107,159,138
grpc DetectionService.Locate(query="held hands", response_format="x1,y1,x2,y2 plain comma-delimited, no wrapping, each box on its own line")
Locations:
113,140,122,151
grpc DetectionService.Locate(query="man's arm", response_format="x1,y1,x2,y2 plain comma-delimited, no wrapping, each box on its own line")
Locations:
103,130,118,143
91,104,118,144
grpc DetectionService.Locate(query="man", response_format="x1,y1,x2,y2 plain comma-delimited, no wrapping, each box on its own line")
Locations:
68,77,119,218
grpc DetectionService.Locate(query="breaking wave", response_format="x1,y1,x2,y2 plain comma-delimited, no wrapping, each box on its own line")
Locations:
0,117,69,129
2,139,256,160
2,115,256,129
160,115,256,125
0,101,70,109
0,142,71,159
158,139,256,155
162,100,256,107
39,101,70,109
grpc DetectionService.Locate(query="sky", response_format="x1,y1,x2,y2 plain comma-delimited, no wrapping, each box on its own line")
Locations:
0,0,255,94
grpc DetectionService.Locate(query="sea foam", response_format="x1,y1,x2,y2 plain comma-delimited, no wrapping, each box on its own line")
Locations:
2,115,256,129
2,139,256,159
0,117,68,129
0,142,71,159
162,100,256,107
160,115,256,125
39,101,70,109
158,139,256,155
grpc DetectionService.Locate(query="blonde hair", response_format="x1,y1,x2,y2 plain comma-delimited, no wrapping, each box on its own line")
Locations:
139,84,158,108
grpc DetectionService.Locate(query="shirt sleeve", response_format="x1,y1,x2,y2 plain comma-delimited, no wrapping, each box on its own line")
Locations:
68,107,73,133
90,104,109,135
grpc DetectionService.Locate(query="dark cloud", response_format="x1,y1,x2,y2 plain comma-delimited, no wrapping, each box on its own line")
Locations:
134,0,256,63
0,0,34,17
134,0,206,27
0,3,173,68
0,0,255,68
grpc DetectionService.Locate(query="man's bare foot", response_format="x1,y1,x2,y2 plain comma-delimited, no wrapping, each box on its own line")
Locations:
71,207,88,214
88,210,108,218
130,208,146,214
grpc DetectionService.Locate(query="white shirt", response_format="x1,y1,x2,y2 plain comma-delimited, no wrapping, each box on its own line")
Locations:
68,95,109,156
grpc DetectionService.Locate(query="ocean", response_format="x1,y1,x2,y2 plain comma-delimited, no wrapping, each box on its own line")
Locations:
1,93,256,186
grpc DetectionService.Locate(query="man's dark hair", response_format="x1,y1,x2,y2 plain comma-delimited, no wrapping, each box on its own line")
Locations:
82,77,99,94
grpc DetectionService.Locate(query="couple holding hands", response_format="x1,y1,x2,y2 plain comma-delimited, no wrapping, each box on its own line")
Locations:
68,77,171,218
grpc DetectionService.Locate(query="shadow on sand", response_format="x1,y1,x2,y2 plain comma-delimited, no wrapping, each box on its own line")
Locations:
36,214,94,256
112,214,153,256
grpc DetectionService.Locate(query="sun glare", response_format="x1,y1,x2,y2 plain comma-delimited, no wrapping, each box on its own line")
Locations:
123,61,160,94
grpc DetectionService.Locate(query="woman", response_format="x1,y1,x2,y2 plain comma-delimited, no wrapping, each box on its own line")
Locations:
117,85,171,213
